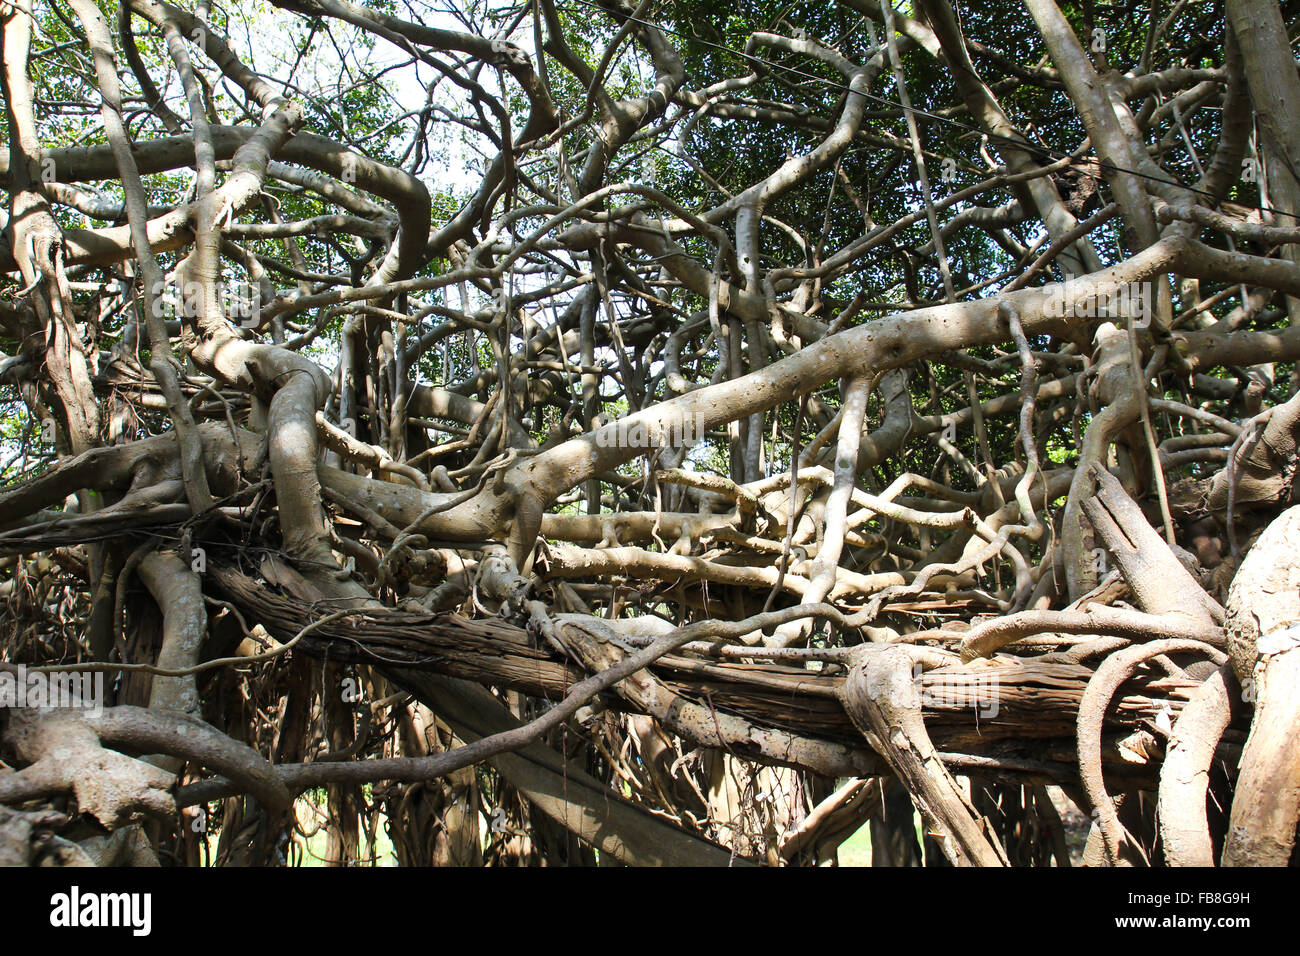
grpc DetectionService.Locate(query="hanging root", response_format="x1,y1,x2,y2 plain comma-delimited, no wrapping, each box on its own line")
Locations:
1077,639,1226,866
1221,505,1300,866
1158,663,1240,866
839,644,1009,867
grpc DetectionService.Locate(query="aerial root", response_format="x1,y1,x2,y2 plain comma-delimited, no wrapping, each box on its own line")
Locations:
1076,639,1226,866
839,644,1009,866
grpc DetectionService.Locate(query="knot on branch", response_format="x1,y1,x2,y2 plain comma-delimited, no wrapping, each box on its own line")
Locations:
1,708,175,830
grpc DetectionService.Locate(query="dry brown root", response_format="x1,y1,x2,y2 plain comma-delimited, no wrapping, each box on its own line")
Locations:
552,616,870,780
0,806,69,866
0,708,175,829
0,703,292,837
1207,388,1300,515
779,778,883,865
137,551,206,727
1222,505,1300,866
1223,648,1300,865
0,420,261,532
1076,639,1226,866
958,605,1221,662
839,645,1009,867
1082,465,1224,626
1158,663,1240,866
73,827,160,867
389,669,744,867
